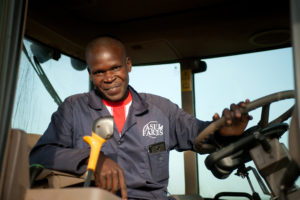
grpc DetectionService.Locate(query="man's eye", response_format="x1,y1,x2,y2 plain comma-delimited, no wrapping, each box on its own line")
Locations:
93,71,104,75
112,66,121,71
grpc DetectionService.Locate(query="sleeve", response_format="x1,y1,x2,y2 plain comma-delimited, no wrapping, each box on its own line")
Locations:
167,102,211,151
166,99,240,152
29,98,90,175
148,95,210,151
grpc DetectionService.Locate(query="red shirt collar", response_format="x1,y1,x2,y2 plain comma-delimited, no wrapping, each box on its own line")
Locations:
102,92,132,107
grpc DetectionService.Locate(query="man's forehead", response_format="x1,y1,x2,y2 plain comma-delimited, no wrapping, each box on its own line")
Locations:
90,46,124,60
100,51,112,60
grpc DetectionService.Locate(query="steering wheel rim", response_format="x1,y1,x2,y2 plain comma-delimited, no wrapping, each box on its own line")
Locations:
194,90,295,154
205,122,289,179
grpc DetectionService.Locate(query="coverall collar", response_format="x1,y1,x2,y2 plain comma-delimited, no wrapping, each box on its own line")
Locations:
88,86,148,115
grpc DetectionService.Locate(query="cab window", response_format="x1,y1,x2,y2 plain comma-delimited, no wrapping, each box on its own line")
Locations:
11,38,89,134
195,47,295,198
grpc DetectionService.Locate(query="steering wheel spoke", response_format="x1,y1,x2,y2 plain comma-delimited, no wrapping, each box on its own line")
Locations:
258,104,270,129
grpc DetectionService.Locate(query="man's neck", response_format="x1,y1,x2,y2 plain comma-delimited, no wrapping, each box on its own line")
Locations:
102,90,132,107
96,88,130,103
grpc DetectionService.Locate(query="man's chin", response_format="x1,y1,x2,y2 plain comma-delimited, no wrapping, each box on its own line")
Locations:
98,87,128,101
103,92,125,102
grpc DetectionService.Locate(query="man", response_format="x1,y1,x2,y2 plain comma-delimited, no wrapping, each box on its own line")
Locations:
30,37,251,200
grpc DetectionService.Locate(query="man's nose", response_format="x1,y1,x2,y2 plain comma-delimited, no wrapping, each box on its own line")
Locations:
103,71,115,82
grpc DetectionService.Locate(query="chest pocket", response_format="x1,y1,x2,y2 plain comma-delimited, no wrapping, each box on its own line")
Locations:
147,151,169,182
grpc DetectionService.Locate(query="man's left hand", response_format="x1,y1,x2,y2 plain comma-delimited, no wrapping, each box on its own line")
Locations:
213,99,253,136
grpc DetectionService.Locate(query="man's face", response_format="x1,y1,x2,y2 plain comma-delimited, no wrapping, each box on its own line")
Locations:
87,46,132,102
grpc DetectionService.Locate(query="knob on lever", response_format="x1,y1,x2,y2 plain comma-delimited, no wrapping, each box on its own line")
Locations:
83,116,114,187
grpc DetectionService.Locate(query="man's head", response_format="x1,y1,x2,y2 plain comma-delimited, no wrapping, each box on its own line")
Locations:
86,37,132,102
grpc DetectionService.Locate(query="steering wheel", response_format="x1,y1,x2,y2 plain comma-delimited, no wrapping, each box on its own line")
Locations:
194,90,295,179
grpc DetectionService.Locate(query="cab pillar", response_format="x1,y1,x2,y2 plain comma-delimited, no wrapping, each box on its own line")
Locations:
180,59,206,195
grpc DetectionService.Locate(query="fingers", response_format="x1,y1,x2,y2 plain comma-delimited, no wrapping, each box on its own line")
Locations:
118,169,128,200
98,173,106,189
106,171,112,192
238,99,252,120
107,169,127,200
97,170,120,192
216,99,251,126
231,103,241,118
248,115,253,120
111,169,119,193
216,99,252,136
222,108,232,125
213,113,220,121
95,165,127,199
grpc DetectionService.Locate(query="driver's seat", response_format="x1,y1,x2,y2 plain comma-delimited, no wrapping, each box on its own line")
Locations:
0,129,121,200
0,129,30,200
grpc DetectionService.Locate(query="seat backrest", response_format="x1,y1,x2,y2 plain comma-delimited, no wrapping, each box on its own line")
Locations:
0,130,122,200
0,129,30,200
26,133,87,189
27,133,41,156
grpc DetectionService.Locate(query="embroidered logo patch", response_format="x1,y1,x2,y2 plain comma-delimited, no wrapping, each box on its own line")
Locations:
143,121,164,138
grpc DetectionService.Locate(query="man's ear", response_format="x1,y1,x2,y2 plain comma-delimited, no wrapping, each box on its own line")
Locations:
87,67,93,81
126,57,132,72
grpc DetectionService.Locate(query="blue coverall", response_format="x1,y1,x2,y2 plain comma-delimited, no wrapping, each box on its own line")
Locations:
30,86,213,199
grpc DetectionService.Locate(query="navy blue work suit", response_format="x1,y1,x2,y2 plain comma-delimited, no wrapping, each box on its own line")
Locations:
30,86,211,199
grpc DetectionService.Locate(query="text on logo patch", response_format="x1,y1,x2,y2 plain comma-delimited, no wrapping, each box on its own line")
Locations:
143,121,164,138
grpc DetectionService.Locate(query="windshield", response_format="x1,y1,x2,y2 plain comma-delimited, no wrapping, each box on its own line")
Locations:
11,39,296,199
11,38,89,134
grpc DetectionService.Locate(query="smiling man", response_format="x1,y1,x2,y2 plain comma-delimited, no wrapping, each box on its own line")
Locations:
86,38,132,102
30,36,251,200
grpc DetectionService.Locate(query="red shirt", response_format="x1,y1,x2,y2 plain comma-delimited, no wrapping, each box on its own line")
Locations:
102,92,132,134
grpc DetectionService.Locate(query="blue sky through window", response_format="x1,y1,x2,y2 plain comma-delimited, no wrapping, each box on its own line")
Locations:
195,47,294,199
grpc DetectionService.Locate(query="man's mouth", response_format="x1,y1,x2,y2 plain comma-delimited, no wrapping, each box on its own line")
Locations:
103,85,121,94
104,85,119,90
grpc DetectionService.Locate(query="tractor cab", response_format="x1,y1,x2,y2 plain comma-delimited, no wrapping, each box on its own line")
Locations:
1,0,300,199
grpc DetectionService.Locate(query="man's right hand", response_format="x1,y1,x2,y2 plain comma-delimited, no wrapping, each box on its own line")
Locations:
94,152,127,200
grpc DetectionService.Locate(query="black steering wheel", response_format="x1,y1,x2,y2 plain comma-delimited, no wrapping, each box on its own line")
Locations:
194,90,295,179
